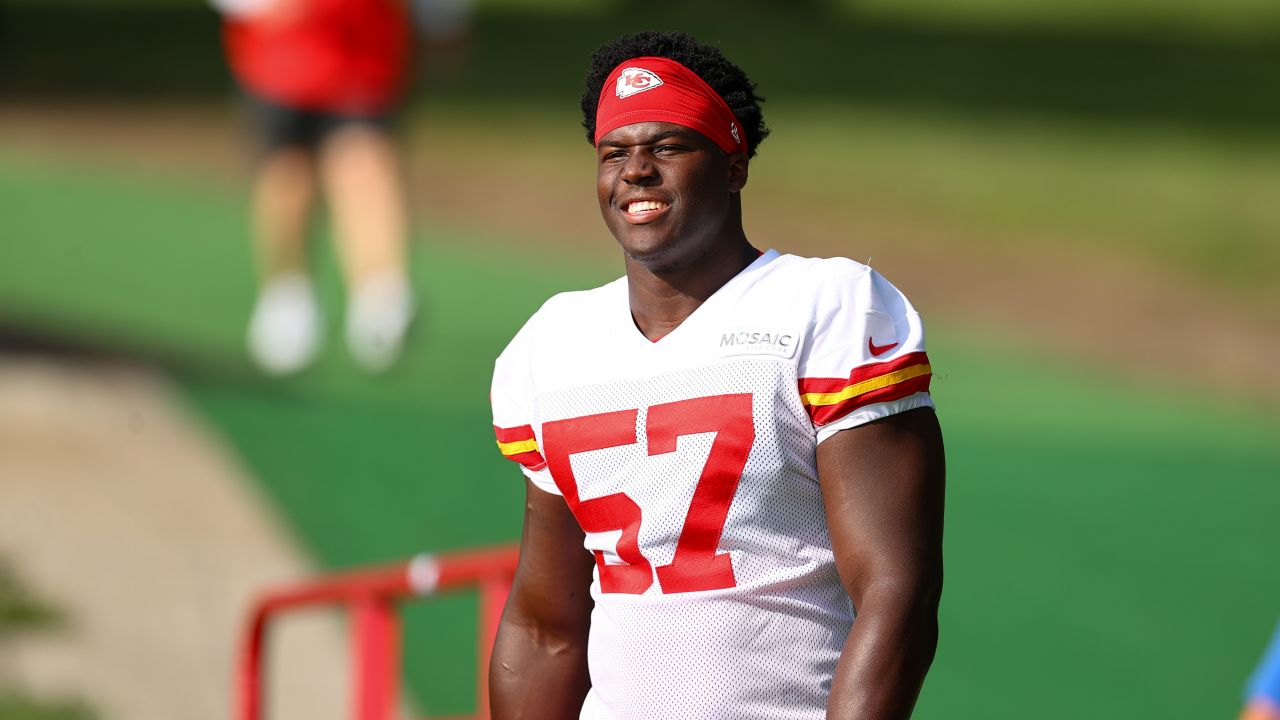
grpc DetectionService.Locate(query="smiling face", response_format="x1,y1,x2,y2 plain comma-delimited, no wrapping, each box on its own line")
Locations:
596,121,748,272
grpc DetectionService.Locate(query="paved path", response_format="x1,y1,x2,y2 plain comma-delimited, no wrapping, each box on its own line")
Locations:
0,353,349,720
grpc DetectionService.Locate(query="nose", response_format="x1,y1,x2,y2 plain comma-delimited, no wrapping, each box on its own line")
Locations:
619,153,659,186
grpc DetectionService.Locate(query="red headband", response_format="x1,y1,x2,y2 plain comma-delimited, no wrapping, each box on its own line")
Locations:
595,56,747,156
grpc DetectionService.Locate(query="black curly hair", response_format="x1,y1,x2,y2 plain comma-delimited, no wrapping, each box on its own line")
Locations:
581,31,769,158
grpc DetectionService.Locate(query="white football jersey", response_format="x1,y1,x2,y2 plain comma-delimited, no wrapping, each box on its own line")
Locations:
491,250,934,720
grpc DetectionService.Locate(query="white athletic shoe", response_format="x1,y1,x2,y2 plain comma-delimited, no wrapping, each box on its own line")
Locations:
346,272,415,374
246,273,324,375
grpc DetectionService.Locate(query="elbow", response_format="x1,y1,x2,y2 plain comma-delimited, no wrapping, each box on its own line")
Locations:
908,564,943,662
884,572,943,670
909,560,944,641
857,561,943,647
896,572,941,661
859,556,942,612
493,605,591,666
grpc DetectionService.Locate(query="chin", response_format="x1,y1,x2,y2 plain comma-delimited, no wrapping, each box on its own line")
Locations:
612,225,677,262
622,240,670,261
623,239,710,277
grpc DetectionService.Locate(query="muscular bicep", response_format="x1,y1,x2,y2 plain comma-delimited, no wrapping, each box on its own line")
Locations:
505,478,595,634
817,407,945,608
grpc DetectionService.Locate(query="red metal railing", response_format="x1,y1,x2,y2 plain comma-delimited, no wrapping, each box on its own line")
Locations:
236,545,519,720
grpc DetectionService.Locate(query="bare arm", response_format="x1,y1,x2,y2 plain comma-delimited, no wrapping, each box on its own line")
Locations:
489,478,595,720
819,407,945,720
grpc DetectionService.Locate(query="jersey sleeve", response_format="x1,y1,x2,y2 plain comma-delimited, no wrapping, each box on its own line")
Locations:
490,313,560,495
797,262,935,444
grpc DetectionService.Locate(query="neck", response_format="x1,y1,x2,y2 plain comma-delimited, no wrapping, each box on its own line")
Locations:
626,231,758,342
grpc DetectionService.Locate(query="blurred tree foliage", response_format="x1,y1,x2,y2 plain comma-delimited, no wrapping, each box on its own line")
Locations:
0,696,96,720
1,1,1276,142
0,557,60,638
0,556,96,720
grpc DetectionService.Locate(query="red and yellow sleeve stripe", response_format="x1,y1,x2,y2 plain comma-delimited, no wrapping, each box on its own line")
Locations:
494,424,547,471
798,351,932,427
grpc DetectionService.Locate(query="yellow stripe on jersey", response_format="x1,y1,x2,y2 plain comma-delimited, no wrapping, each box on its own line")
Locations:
497,438,539,456
800,363,932,408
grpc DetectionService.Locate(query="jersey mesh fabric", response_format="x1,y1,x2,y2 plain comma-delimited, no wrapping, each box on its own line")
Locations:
539,359,846,719
491,250,934,719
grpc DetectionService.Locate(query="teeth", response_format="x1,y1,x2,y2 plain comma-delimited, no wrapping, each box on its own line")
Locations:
627,200,666,213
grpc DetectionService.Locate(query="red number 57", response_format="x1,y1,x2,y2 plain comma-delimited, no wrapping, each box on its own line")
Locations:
542,393,755,595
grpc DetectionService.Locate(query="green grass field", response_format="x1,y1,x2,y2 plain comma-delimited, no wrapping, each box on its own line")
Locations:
2,141,1277,718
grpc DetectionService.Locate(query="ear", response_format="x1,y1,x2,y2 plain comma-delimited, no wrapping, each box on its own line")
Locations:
727,153,749,193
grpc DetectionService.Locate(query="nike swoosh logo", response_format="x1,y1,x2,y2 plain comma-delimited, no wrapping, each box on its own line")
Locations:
868,337,899,357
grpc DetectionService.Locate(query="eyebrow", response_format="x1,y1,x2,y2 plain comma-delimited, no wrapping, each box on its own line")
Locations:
598,129,691,149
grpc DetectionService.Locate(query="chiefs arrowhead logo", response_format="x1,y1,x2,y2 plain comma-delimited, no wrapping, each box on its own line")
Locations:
615,67,664,98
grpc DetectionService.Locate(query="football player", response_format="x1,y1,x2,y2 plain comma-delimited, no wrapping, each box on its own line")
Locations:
216,0,416,374
489,31,945,720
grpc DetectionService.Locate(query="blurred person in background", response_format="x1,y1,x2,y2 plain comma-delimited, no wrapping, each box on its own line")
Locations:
1242,622,1280,720
210,0,418,374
